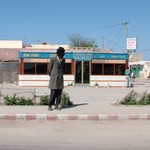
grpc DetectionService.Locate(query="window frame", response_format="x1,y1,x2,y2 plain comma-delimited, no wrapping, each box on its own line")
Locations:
91,62,125,75
23,62,73,75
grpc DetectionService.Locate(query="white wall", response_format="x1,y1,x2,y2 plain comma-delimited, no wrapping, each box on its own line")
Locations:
90,75,126,87
19,75,74,87
0,40,23,48
19,75,126,87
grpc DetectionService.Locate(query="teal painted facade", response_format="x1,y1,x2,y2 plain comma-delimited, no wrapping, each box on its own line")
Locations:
19,51,129,60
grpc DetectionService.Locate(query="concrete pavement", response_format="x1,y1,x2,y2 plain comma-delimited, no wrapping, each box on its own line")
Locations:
0,79,150,121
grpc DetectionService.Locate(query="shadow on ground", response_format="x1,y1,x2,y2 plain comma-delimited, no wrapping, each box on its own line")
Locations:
61,103,88,110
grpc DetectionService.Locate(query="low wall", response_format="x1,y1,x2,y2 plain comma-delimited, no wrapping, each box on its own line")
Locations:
19,75,126,87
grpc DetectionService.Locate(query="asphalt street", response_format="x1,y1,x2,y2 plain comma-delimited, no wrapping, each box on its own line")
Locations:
0,120,150,150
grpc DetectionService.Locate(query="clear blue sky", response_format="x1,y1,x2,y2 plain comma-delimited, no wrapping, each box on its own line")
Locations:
0,0,150,60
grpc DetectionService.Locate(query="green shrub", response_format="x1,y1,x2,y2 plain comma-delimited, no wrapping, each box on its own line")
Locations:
146,94,150,104
122,93,150,105
138,94,147,105
4,94,34,105
122,95,137,105
4,94,19,105
38,91,73,106
3,92,73,106
138,94,150,105
39,95,49,105
61,91,73,106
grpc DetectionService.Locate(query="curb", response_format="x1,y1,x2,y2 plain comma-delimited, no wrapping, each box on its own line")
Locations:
0,114,150,121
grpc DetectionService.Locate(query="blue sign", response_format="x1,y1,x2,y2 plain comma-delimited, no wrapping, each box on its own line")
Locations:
73,53,93,60
19,51,128,60
93,53,128,60
19,52,56,58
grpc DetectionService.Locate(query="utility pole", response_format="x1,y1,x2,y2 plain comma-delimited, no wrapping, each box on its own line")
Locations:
122,22,129,53
123,22,129,39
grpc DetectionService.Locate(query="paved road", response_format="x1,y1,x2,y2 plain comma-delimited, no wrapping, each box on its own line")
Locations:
0,120,150,150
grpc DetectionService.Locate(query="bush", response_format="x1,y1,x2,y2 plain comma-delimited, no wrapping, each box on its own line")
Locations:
38,91,73,106
146,94,150,104
4,94,34,105
60,91,73,106
138,94,150,105
122,95,137,105
3,92,73,106
4,94,19,105
39,95,49,105
121,92,150,105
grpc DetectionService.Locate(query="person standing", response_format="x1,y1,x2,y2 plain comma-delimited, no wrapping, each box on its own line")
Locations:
125,67,131,88
130,71,135,86
48,47,65,111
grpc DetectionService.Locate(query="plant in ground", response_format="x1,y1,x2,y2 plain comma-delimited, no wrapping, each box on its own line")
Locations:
3,92,73,106
122,95,137,105
4,94,34,105
38,91,73,106
60,91,73,106
121,91,150,105
39,95,49,105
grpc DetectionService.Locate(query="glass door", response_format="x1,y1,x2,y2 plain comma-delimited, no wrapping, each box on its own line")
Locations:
83,61,90,83
75,61,90,84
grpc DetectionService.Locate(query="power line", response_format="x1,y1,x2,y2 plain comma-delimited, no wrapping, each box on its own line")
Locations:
103,36,125,49
1,23,126,39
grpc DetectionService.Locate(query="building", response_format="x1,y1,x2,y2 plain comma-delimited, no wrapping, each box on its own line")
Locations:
129,61,150,78
129,52,150,79
25,42,69,49
0,40,129,86
19,49,128,87
0,40,23,49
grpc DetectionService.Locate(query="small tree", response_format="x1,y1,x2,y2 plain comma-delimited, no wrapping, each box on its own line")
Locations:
68,34,97,48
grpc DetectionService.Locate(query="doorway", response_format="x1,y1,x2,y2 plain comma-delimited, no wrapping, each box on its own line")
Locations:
75,61,90,84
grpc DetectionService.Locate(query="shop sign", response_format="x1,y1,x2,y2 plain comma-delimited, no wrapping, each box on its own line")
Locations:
126,38,137,50
19,51,128,60
73,53,93,60
93,53,128,60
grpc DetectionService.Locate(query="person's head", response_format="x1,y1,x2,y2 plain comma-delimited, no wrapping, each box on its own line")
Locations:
56,47,65,59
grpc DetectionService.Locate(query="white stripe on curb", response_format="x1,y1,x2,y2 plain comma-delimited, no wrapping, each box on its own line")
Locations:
78,114,88,120
36,114,47,120
16,114,26,120
57,114,68,120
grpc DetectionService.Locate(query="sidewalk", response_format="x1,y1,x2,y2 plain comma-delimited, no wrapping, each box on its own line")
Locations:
0,79,150,121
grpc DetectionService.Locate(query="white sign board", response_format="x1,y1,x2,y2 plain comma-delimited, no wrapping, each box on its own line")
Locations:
126,38,137,50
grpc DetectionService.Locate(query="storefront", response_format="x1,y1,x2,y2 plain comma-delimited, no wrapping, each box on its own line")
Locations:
19,50,129,87
129,61,150,79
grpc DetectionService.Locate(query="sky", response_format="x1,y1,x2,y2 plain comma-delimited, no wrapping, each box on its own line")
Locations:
0,0,150,60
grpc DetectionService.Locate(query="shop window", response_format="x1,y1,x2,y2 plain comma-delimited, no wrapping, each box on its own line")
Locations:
92,64,102,75
115,64,125,75
64,63,71,74
24,63,35,74
104,64,114,75
37,63,47,74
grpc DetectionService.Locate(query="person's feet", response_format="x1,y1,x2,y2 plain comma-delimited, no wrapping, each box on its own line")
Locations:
48,105,62,111
48,105,52,111
54,105,61,111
